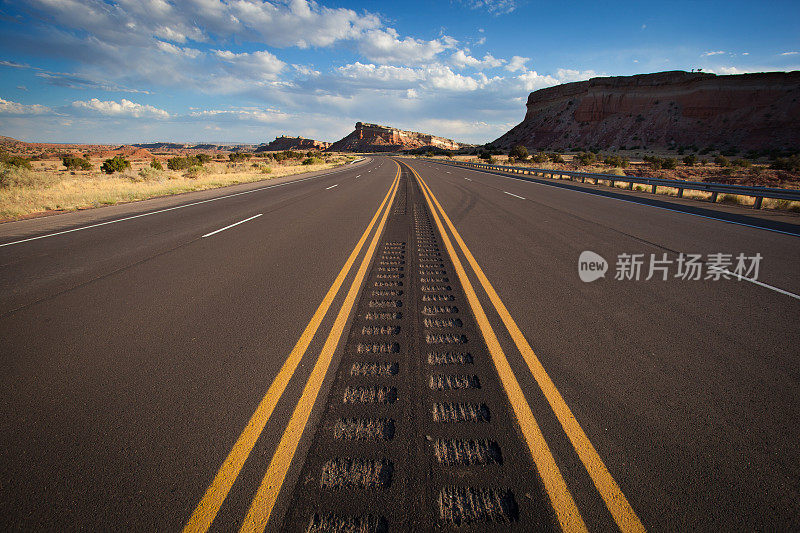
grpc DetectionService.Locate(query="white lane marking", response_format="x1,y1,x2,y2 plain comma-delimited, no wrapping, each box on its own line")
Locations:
355,175,361,178
326,184,339,190
446,171,451,174
707,266,800,300
202,214,262,238
440,163,800,238
504,191,526,200
0,167,357,248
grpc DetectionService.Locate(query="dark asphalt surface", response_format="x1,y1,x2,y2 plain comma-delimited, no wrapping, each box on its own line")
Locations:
404,158,800,531
1,155,798,531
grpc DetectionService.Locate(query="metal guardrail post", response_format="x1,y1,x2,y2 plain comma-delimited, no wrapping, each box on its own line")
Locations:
677,188,684,198
710,191,719,203
754,196,763,209
651,184,658,194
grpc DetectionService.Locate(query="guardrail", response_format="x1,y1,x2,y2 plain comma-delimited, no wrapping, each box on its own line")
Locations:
424,159,800,209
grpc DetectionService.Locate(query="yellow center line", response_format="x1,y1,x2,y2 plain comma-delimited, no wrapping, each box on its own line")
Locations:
239,169,400,533
406,161,588,533
410,161,645,533
183,165,400,533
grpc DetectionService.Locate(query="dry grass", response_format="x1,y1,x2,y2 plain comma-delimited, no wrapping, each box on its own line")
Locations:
0,158,347,220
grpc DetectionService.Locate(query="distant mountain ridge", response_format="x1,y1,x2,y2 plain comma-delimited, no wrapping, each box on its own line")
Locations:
491,70,800,151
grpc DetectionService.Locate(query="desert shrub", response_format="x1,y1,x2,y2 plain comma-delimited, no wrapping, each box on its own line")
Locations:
101,156,131,174
510,145,529,161
575,152,596,166
682,154,698,166
531,153,549,164
184,166,207,179
548,153,564,163
61,154,92,170
167,156,207,170
603,155,630,168
486,155,495,164
661,157,677,170
261,166,273,174
302,157,316,165
714,155,731,167
135,167,163,182
770,155,800,172
0,153,33,169
229,152,251,162
0,163,57,189
150,160,163,170
478,151,492,161
732,158,751,168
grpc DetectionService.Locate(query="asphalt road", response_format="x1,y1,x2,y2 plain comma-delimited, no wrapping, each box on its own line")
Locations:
1,155,798,531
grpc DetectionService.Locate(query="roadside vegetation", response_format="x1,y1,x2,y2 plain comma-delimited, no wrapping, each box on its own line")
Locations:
0,150,352,220
419,144,800,212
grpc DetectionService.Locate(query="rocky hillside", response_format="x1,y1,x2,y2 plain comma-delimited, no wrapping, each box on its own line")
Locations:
255,136,330,152
328,122,467,152
491,71,800,151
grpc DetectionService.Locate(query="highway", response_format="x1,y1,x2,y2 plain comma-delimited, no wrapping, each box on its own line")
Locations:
1,156,798,531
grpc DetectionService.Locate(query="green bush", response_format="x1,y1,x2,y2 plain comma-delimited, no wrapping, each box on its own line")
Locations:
732,158,751,168
61,154,92,171
166,156,207,170
603,155,630,168
714,155,731,167
150,160,163,170
682,154,698,166
661,157,677,170
771,155,800,172
100,156,131,174
575,152,596,166
229,152,251,162
509,145,528,161
531,153,549,164
0,153,33,169
548,153,564,163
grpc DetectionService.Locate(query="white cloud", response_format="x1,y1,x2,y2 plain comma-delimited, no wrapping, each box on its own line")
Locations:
701,51,726,57
406,88,418,99
554,68,597,82
0,97,52,115
450,50,504,69
189,107,291,123
742,52,749,56
780,51,799,56
156,40,202,58
337,62,422,83
516,71,559,91
358,28,456,65
505,55,529,72
213,49,285,80
72,98,170,118
426,65,482,91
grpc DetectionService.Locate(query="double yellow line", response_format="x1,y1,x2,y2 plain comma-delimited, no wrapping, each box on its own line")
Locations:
408,161,645,533
184,165,400,533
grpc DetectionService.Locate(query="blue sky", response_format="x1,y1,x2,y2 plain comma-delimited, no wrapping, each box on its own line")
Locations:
0,0,798,144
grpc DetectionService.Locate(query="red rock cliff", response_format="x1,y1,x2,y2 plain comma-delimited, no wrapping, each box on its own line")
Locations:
491,71,800,151
328,122,467,152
